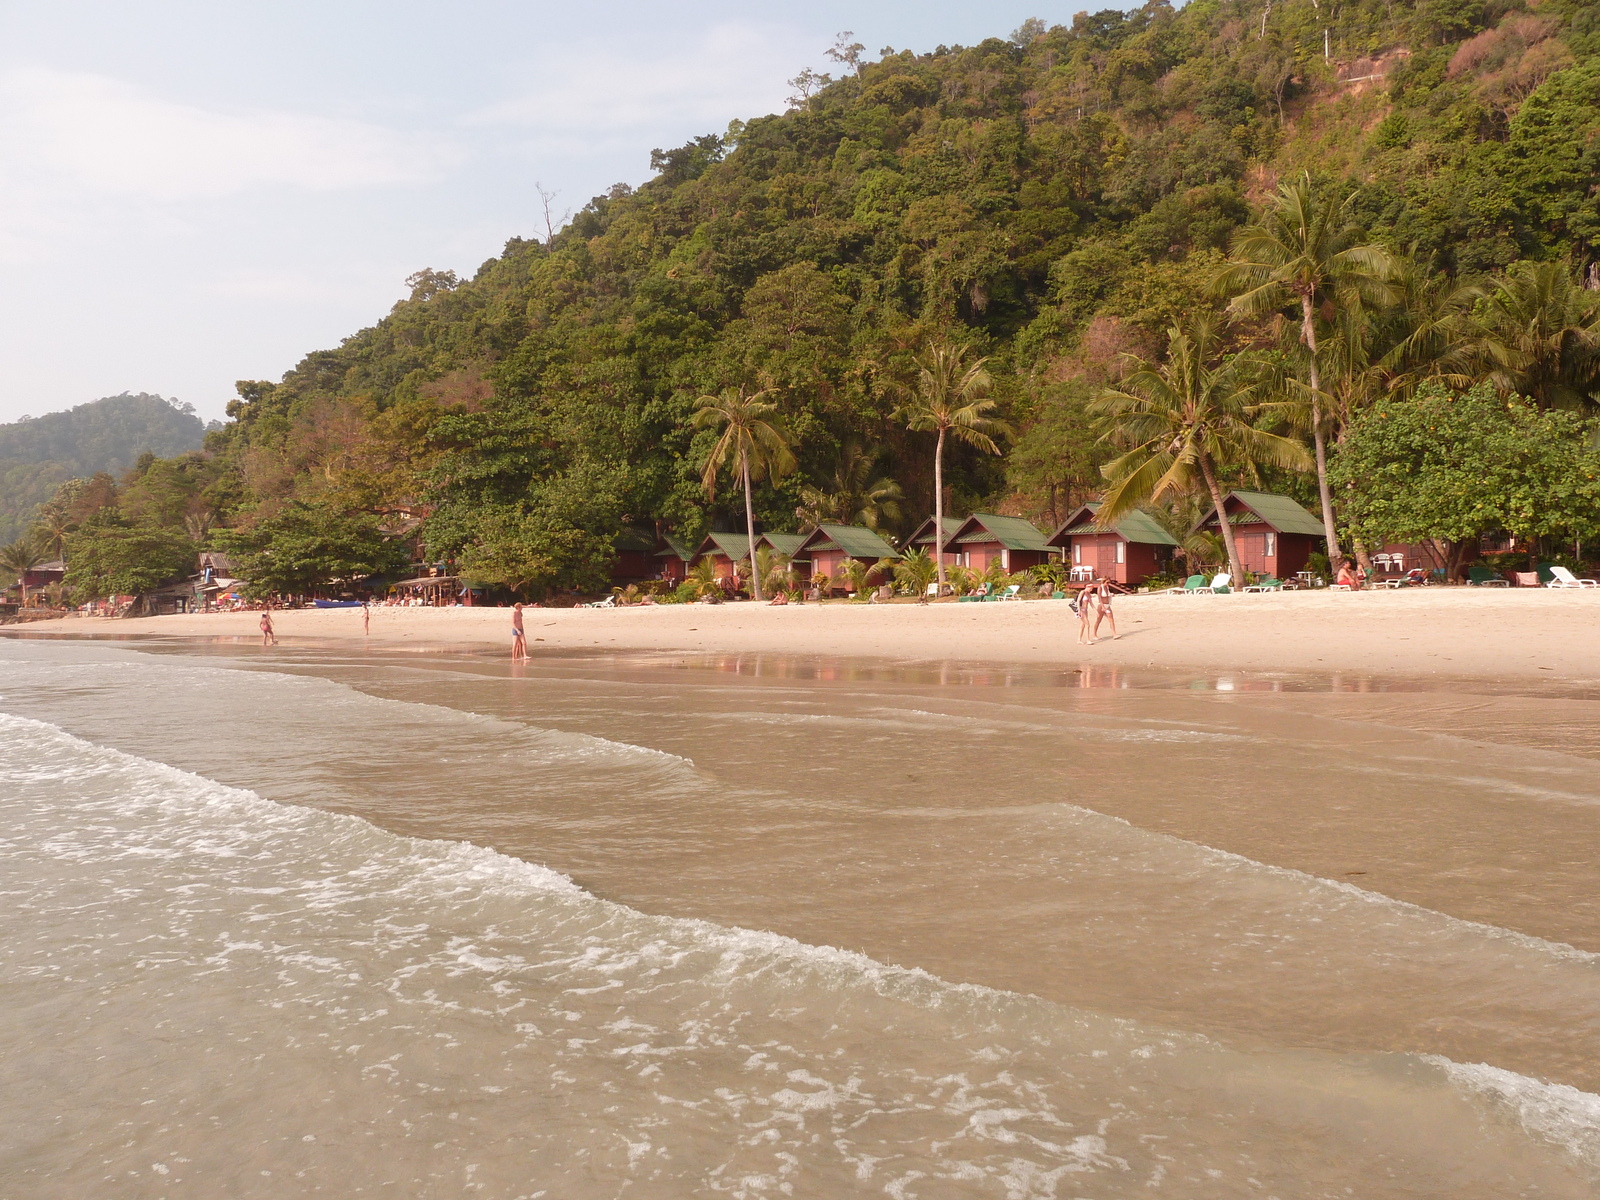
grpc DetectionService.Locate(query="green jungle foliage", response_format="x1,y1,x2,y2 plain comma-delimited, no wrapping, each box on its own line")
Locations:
27,0,1600,598
0,394,208,543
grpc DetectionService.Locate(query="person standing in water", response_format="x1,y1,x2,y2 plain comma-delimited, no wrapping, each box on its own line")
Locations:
362,601,370,636
511,602,526,661
259,611,277,647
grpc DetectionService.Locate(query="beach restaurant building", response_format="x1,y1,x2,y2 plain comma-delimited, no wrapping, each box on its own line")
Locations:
940,513,1056,574
1047,503,1178,586
793,524,900,588
1194,490,1325,579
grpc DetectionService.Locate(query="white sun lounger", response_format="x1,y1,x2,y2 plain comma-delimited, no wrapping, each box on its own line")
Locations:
1547,566,1599,589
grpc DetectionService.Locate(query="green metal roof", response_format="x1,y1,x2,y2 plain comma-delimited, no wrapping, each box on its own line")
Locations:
949,512,1051,551
909,516,963,545
696,531,756,561
655,534,694,560
1199,491,1325,537
800,523,901,559
1055,503,1179,546
757,532,808,556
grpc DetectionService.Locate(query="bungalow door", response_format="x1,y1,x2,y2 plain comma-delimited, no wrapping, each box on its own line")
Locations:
1235,531,1266,574
1095,540,1118,578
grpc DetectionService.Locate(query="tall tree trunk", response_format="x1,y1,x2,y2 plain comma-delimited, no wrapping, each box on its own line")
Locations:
742,451,761,601
1301,294,1344,568
1200,454,1245,586
933,427,947,588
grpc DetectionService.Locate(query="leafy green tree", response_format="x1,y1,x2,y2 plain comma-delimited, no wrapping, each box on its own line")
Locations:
63,518,195,601
1330,381,1600,576
1471,260,1600,410
693,387,795,601
900,343,1010,587
796,439,904,530
0,535,47,604
1091,314,1310,585
456,507,614,599
1215,171,1396,566
214,503,407,597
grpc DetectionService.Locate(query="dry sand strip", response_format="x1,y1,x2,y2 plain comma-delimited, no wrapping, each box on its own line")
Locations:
12,588,1600,683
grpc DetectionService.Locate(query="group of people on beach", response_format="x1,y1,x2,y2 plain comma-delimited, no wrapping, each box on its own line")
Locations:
1074,579,1120,645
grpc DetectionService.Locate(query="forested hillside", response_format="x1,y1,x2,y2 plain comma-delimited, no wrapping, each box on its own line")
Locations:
28,0,1600,599
0,394,207,542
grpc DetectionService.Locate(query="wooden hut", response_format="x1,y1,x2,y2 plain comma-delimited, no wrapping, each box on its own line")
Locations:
1047,504,1177,585
1194,491,1325,579
690,531,758,587
793,525,900,591
942,513,1055,574
755,531,811,584
652,533,695,584
907,517,964,569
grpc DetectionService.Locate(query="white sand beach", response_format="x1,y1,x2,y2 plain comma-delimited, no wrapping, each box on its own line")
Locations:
20,586,1600,682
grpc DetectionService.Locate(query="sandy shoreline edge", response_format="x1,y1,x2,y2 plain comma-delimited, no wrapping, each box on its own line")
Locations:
9,588,1600,684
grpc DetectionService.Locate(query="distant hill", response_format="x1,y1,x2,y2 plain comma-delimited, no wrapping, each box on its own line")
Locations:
0,393,208,542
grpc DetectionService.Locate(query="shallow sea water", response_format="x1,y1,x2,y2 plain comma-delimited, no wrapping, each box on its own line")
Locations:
1,636,1598,1198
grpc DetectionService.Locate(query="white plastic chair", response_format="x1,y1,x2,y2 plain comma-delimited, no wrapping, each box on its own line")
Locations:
1193,573,1231,594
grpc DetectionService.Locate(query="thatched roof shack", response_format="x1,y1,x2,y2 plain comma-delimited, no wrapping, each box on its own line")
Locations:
942,513,1056,573
1194,490,1325,579
1047,503,1177,585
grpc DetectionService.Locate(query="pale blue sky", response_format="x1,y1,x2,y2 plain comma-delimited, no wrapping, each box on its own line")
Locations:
0,2,1103,423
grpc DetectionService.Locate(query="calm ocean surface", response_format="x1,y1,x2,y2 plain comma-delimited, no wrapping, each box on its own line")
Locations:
2,636,1598,1198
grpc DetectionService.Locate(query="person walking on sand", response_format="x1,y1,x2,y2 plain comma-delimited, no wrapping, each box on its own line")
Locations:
260,611,277,647
1075,584,1097,645
362,600,370,636
1091,579,1120,641
511,602,527,661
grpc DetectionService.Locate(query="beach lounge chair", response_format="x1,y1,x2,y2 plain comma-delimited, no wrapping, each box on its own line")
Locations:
1547,566,1599,589
996,584,1023,601
583,595,616,608
1193,573,1231,595
1166,574,1207,595
1468,565,1509,587
1511,571,1541,588
959,582,993,603
1242,577,1282,593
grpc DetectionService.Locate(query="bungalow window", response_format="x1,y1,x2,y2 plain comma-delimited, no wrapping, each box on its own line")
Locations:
1265,532,1277,556
1072,543,1082,564
1115,542,1125,565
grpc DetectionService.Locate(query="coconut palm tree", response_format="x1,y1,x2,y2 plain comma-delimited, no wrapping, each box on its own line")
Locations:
899,343,1011,587
1090,314,1311,586
892,549,937,600
693,387,795,601
0,536,48,607
1214,171,1396,567
1471,259,1600,409
796,439,904,530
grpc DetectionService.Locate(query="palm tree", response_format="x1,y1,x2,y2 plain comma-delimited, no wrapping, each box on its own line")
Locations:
1214,171,1396,567
892,549,937,600
693,386,795,601
0,536,47,607
1090,314,1311,586
1471,260,1600,409
899,343,1011,587
796,439,904,530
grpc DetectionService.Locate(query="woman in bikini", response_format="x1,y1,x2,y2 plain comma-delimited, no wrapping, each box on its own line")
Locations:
1090,579,1120,641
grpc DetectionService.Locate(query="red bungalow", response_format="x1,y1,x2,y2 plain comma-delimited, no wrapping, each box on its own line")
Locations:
1046,504,1177,586
1195,490,1325,579
651,533,695,584
941,513,1056,573
689,531,758,587
793,524,900,591
907,516,964,569
755,531,811,584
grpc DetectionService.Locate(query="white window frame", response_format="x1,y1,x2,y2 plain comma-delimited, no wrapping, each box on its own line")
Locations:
1115,541,1125,565
1265,531,1277,556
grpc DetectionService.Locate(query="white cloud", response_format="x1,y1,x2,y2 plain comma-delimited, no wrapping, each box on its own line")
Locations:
0,67,461,201
468,23,799,139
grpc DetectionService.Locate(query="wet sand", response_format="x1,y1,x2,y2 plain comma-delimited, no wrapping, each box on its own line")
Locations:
19,585,1600,682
